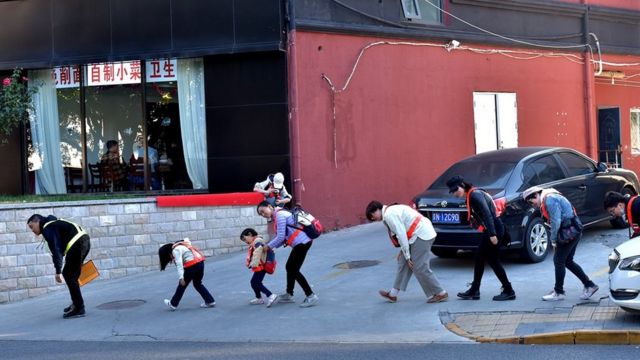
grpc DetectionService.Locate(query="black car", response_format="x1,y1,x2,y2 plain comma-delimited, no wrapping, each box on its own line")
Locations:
413,147,640,262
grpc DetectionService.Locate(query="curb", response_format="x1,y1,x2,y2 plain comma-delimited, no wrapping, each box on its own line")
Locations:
445,323,640,345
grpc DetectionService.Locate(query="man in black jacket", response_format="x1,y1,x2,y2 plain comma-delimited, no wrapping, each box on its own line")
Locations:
27,214,91,318
604,191,640,238
446,175,515,301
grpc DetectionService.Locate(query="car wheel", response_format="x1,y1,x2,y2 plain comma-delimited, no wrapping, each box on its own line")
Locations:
431,248,458,258
520,217,549,263
610,187,635,229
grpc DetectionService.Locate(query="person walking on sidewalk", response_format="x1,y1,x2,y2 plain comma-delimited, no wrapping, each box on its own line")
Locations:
365,200,448,304
159,238,216,310
240,228,278,307
603,191,640,238
446,176,516,301
523,186,599,301
27,214,91,319
257,201,319,308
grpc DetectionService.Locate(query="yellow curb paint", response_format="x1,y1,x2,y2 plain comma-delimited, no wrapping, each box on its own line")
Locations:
574,330,629,345
445,323,477,339
629,331,640,345
590,266,610,279
522,332,575,344
488,337,520,344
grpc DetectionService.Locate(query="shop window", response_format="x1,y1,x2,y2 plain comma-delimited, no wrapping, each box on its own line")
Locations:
28,58,207,194
631,108,640,155
401,0,441,24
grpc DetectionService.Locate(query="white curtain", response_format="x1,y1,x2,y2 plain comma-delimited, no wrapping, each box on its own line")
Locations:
177,58,208,189
29,69,67,194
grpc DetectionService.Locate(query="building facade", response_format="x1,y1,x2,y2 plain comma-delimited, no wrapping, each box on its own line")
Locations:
2,0,640,230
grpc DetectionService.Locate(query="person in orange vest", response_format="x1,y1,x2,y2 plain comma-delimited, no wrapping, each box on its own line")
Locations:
253,172,292,208
603,191,640,238
446,176,516,301
365,200,448,304
27,214,91,319
158,238,215,310
240,228,278,307
523,186,598,302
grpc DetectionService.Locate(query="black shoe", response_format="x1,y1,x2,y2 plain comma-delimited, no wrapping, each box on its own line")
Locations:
63,304,73,313
457,288,480,300
63,307,85,319
492,289,516,301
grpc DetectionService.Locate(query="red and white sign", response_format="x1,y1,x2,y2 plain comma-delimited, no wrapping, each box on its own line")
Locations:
145,58,177,83
52,66,81,89
86,61,142,86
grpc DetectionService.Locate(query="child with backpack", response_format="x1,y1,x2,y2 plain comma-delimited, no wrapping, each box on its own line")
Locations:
158,238,216,310
240,228,279,307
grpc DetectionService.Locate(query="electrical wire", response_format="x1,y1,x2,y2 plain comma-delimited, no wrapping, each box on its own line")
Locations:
419,0,589,50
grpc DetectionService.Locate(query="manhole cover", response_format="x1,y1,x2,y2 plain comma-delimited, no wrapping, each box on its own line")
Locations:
97,300,146,310
333,260,380,269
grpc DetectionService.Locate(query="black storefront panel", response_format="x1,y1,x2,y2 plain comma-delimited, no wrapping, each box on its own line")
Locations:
0,0,52,64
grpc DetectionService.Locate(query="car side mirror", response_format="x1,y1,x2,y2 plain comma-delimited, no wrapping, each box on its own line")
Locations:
597,162,608,172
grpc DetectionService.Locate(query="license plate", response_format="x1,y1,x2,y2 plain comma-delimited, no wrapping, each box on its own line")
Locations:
431,212,460,224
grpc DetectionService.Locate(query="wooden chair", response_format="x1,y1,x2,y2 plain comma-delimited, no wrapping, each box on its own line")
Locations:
63,167,83,193
88,163,106,192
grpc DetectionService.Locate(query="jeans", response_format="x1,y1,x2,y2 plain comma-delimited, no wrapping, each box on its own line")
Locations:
169,262,215,306
251,270,272,298
553,234,594,294
286,241,313,297
63,235,91,309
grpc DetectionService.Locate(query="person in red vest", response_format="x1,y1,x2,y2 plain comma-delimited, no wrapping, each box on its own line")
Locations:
523,186,598,302
240,228,278,307
158,238,215,310
446,175,515,301
603,191,640,238
365,200,448,304
253,172,292,208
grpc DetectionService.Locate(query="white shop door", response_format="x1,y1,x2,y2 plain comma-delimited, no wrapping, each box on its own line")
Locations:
473,92,518,154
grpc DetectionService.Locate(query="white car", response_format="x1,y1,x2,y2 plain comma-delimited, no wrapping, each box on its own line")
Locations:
608,239,640,312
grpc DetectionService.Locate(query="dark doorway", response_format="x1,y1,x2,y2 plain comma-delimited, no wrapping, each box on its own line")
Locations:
598,108,622,167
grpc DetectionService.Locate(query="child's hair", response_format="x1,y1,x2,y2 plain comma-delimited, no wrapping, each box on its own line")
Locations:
158,243,174,271
240,228,258,240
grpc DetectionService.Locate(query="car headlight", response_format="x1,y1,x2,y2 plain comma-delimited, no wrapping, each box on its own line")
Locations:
619,255,640,272
609,250,620,274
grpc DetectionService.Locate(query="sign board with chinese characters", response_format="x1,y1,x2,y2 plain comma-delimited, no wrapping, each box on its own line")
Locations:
145,59,177,83
53,66,81,89
86,61,143,86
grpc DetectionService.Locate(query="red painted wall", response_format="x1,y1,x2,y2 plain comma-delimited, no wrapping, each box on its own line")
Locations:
594,53,640,173
557,0,640,10
289,31,592,229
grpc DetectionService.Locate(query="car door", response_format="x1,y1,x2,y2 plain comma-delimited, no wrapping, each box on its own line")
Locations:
521,154,587,217
554,152,601,222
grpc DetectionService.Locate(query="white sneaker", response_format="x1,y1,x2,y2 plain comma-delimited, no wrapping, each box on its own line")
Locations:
542,291,565,301
278,292,295,303
249,298,264,305
266,294,278,308
299,294,319,308
580,285,599,300
200,301,216,308
164,299,177,311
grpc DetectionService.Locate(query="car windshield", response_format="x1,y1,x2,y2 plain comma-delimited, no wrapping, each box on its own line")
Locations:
430,160,516,190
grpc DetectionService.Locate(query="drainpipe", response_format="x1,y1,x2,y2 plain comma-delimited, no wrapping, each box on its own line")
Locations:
286,9,303,205
582,1,598,159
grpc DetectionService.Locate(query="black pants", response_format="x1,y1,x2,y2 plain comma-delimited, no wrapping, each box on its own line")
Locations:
286,241,313,297
553,234,594,294
471,223,511,291
62,235,91,309
170,262,215,307
251,270,272,298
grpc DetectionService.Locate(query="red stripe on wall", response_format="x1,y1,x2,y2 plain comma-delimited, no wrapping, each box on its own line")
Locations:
157,192,264,207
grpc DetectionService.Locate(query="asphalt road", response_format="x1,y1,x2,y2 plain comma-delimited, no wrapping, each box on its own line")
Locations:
2,341,639,360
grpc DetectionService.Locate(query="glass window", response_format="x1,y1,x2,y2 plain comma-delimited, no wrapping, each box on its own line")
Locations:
401,0,441,23
522,156,565,187
430,160,516,190
631,109,640,155
557,152,595,178
55,65,83,193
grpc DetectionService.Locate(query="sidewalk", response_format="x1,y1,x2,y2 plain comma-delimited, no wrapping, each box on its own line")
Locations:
0,222,637,344
441,297,640,344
